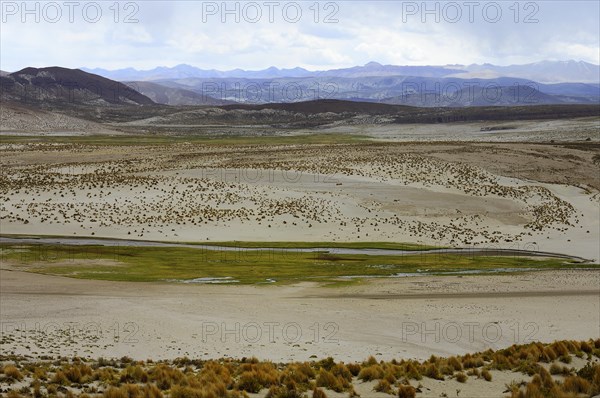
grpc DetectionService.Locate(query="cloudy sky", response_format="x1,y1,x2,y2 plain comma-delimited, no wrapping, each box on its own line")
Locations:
1,1,599,71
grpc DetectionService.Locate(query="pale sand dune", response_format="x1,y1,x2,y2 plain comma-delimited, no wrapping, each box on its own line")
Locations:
1,268,598,363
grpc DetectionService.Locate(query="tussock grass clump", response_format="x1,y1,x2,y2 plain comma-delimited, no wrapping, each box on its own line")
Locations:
103,384,144,398
312,387,327,398
33,366,48,381
150,364,185,390
316,369,346,392
481,369,492,382
466,368,479,377
235,363,278,393
514,359,541,376
3,339,599,398
196,361,233,389
559,355,572,364
549,363,572,376
461,354,484,369
317,357,335,371
491,352,513,371
447,356,463,372
3,365,23,381
142,384,163,398
265,385,303,398
51,370,69,385
382,369,397,384
94,366,119,384
397,384,416,398
357,364,384,381
346,363,361,377
562,376,591,394
64,363,93,383
404,362,422,380
6,390,23,398
541,346,558,362
374,379,393,394
330,363,353,383
422,364,443,381
120,365,149,383
536,367,556,391
580,341,593,353
169,385,207,398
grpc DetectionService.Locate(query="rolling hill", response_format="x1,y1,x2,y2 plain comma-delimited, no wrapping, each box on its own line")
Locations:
0,67,154,107
127,81,232,106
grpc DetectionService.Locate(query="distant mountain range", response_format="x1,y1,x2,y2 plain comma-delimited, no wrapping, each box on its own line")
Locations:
83,60,600,84
1,65,598,108
141,74,599,106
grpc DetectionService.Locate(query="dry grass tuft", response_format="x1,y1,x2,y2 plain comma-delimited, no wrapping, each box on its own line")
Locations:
316,369,346,392
374,379,393,394
447,356,463,372
562,376,591,394
397,384,416,398
422,364,444,381
357,364,384,381
481,369,492,382
3,365,23,381
346,363,361,377
312,387,327,398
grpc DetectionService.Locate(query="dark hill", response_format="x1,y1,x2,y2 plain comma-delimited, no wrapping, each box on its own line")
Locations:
1,67,154,106
221,99,413,114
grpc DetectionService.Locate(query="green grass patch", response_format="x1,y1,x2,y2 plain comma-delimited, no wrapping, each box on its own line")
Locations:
0,234,439,251
1,243,596,285
189,241,440,251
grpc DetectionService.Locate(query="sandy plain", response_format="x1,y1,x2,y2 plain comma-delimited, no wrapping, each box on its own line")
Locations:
1,140,598,261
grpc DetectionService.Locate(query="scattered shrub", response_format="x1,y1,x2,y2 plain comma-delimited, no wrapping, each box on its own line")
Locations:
316,370,343,392
559,355,572,364
397,384,416,398
3,365,23,381
169,385,204,398
562,376,591,394
466,368,479,377
312,387,327,398
404,362,421,380
150,365,185,390
357,364,384,381
549,363,571,376
447,357,463,372
120,365,149,383
265,385,303,398
481,369,492,382
52,370,69,385
374,379,393,394
346,363,361,377
422,364,443,380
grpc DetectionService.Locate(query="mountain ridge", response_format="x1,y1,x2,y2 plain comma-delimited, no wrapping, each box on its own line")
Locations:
81,60,600,83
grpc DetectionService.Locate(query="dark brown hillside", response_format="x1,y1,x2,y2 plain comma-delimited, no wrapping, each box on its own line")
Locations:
1,67,154,106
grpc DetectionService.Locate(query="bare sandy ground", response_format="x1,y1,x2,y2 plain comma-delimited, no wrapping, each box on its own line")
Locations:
2,142,599,261
321,117,600,142
1,268,598,364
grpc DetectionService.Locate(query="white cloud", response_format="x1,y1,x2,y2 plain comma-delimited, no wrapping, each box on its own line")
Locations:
0,0,598,71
